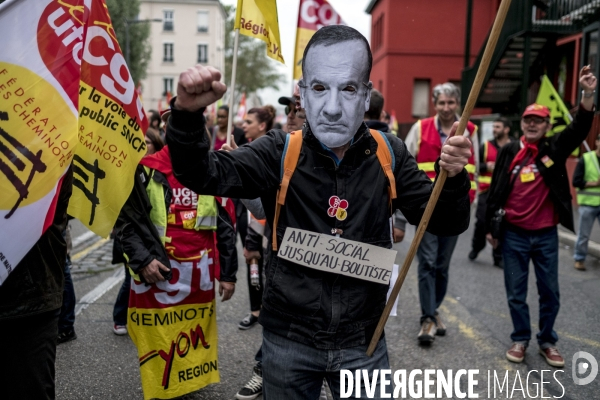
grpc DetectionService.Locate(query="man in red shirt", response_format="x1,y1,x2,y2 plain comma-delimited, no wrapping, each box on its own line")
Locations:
486,66,596,368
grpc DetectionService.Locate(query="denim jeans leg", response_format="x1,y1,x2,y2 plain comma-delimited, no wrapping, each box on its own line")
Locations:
417,231,439,323
255,345,262,367
262,329,325,400
434,235,458,310
531,228,560,347
502,228,532,343
574,206,597,262
113,266,131,326
58,255,76,333
327,337,391,400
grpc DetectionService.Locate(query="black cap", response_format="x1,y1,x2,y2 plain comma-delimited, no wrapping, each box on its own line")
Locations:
278,96,294,106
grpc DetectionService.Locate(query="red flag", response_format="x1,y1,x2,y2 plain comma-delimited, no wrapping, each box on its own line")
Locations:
293,0,344,79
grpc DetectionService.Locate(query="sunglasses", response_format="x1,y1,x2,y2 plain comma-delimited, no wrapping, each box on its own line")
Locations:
285,105,296,115
523,116,548,125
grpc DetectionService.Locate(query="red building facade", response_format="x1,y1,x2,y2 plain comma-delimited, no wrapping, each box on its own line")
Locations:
366,0,500,135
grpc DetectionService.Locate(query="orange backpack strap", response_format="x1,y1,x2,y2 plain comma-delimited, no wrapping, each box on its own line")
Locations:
272,130,303,251
370,129,397,201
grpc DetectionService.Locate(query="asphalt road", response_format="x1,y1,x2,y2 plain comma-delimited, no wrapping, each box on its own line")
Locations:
56,216,600,399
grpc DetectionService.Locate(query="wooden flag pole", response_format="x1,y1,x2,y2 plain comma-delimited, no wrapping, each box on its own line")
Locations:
227,28,241,146
366,0,513,357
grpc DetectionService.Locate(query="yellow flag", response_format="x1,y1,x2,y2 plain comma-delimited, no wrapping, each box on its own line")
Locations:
536,75,578,155
234,0,284,63
536,75,574,136
67,0,149,237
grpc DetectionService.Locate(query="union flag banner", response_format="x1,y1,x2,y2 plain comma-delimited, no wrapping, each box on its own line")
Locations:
293,0,344,79
536,75,573,135
234,0,284,63
0,0,147,286
0,0,81,285
68,0,148,236
128,251,219,399
536,75,578,155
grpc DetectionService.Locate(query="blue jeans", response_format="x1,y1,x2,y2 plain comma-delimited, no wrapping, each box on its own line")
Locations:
574,205,600,262
502,225,560,346
416,231,458,323
113,266,131,326
261,329,390,400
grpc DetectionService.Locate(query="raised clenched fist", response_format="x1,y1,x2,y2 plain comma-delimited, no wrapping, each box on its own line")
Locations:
174,65,227,112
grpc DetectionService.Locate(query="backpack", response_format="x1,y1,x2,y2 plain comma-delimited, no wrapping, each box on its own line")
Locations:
272,129,397,250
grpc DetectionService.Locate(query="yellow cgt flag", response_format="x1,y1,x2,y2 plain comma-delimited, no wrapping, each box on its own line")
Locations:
536,75,574,135
67,0,149,237
535,75,578,155
234,0,284,63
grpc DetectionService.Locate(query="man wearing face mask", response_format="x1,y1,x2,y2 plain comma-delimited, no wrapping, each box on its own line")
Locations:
166,25,473,399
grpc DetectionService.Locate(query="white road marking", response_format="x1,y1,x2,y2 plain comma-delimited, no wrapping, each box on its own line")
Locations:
75,267,125,316
71,231,99,249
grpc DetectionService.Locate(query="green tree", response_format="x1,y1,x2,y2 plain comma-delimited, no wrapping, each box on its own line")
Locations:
105,0,151,86
224,5,285,102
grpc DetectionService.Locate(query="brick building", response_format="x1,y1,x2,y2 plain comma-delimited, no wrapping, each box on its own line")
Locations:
366,0,501,136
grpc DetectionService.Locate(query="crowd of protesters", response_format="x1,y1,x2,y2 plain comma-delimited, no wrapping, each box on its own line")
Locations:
0,24,597,400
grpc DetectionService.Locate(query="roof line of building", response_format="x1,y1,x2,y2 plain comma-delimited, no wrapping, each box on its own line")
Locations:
365,0,380,14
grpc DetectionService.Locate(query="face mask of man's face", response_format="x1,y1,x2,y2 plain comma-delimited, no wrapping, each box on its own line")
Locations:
300,41,371,149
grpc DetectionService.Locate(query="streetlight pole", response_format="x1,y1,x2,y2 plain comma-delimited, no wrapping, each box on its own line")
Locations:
124,18,162,67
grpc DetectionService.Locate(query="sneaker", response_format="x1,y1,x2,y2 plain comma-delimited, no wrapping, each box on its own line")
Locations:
418,319,437,343
434,313,446,336
57,329,77,344
506,343,526,363
235,365,262,399
468,250,478,261
539,347,565,367
238,313,259,330
113,324,128,335
574,261,586,271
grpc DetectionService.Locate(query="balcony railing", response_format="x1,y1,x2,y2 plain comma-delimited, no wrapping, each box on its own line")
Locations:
532,0,600,31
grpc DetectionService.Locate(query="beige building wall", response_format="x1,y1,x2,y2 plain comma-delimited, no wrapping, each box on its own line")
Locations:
139,0,226,113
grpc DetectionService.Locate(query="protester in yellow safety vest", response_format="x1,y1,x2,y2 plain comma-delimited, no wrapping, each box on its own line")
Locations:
405,82,478,344
572,134,600,271
115,146,238,399
469,117,513,268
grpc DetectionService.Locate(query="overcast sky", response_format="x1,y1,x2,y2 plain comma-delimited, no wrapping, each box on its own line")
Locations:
220,0,373,109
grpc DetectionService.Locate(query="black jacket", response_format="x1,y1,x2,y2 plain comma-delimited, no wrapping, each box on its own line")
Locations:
167,105,471,349
0,168,73,319
115,165,238,283
486,106,595,234
365,120,390,133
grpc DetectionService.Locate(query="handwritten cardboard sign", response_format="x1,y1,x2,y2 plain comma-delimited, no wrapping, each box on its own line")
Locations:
278,228,397,285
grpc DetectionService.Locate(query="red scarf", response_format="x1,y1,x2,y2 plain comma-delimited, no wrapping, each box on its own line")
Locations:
509,135,540,172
